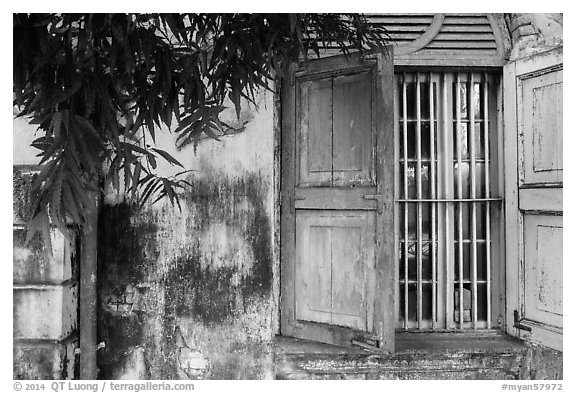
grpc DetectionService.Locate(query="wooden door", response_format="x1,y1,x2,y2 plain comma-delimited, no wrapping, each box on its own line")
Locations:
280,50,395,352
504,47,563,351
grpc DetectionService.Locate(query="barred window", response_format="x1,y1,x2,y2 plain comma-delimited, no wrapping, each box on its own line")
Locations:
395,72,503,330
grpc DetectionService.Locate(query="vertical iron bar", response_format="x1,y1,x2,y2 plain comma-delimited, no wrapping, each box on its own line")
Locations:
402,73,409,329
469,74,478,329
443,73,450,328
456,73,464,329
416,73,423,329
483,73,492,328
429,73,437,329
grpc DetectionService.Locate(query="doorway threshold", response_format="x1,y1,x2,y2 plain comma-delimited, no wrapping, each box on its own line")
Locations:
395,331,527,353
273,332,529,380
275,331,526,355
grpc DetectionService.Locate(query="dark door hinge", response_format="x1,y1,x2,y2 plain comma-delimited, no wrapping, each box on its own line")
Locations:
514,310,532,332
290,194,306,213
352,335,383,352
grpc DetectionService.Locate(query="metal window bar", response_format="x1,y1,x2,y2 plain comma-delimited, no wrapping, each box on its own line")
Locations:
416,73,423,329
469,74,478,329
443,73,451,329
429,73,437,329
455,73,464,330
483,72,492,329
397,198,502,203
402,73,409,329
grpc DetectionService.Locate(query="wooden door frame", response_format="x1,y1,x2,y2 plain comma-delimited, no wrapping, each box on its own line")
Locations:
278,50,396,351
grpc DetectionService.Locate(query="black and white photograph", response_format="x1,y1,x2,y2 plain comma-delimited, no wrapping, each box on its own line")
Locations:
11,11,564,384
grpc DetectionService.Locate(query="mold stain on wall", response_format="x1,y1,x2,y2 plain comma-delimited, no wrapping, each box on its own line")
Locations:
97,169,274,379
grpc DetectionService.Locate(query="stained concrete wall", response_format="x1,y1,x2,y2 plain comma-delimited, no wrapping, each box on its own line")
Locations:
96,90,278,379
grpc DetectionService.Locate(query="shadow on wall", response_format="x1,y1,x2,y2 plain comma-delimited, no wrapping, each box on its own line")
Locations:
97,170,274,379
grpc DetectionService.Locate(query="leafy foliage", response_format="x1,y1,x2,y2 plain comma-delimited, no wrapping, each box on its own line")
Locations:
13,13,388,241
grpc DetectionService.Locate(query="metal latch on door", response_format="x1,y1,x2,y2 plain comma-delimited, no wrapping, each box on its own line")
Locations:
363,194,385,214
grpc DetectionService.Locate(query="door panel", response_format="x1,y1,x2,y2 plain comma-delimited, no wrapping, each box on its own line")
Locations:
281,49,395,351
295,211,375,331
519,68,563,186
298,78,333,186
523,215,563,329
297,221,332,324
332,72,374,185
504,47,563,351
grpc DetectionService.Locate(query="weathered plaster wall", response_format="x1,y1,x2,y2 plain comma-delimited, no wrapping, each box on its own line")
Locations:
97,89,277,379
505,14,563,60
13,115,41,165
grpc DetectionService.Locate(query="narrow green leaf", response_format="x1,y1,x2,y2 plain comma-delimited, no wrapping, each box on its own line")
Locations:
61,181,81,224
204,122,222,141
123,160,132,195
151,148,184,168
121,141,149,155
140,178,163,207
161,178,175,205
147,152,157,169
131,161,142,199
38,138,64,165
49,163,64,226
174,109,203,134
51,112,63,138
74,114,101,141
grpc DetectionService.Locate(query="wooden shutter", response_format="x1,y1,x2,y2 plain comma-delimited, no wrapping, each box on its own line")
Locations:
504,47,563,351
280,50,395,352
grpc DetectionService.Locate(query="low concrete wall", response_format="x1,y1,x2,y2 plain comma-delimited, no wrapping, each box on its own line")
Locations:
13,168,79,380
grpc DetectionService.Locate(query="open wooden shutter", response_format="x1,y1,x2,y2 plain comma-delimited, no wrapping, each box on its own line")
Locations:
504,47,563,351
280,49,395,352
